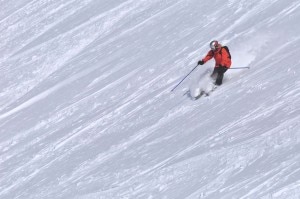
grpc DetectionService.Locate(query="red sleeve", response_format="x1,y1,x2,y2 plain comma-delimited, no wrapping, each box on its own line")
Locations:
202,50,214,63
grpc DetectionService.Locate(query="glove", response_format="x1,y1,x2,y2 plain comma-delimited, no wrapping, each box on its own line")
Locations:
198,60,204,65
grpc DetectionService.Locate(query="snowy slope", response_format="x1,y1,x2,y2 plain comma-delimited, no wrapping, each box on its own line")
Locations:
0,0,300,198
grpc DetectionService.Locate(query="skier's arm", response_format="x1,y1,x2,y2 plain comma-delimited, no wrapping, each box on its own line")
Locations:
202,50,214,63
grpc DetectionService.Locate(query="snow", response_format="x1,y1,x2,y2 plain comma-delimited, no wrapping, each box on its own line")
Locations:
0,0,300,198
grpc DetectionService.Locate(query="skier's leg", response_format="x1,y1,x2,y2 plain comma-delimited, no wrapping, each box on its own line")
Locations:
216,73,224,85
210,67,218,80
215,67,227,85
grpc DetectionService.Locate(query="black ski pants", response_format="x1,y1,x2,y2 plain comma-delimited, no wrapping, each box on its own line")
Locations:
211,66,228,85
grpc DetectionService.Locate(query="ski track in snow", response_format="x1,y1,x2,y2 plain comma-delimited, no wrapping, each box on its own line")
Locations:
0,0,300,198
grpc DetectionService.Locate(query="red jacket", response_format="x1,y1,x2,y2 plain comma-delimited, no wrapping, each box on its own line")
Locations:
202,47,231,68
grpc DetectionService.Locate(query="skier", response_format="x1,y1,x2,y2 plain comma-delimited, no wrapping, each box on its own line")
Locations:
197,40,231,85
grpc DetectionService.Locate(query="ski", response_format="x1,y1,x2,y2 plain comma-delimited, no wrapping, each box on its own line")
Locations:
193,91,208,100
186,85,218,100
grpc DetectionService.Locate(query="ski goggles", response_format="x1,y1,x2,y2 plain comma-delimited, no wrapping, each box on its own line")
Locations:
210,45,216,50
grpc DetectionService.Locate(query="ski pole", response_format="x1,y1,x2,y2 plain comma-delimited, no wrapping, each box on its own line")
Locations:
171,64,199,92
228,67,250,69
